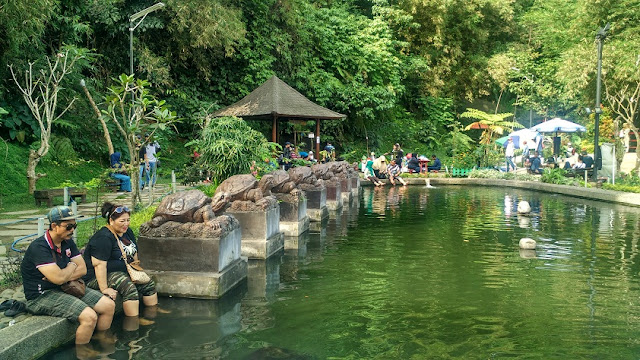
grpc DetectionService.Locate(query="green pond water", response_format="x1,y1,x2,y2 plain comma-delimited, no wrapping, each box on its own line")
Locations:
43,186,640,359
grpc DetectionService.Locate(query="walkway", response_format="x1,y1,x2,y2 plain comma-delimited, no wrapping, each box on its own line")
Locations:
0,184,190,259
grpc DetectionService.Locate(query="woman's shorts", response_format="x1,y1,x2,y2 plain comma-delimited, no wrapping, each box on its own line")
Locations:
87,271,156,302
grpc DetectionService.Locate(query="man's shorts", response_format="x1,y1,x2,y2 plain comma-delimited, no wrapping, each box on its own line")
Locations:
26,287,103,322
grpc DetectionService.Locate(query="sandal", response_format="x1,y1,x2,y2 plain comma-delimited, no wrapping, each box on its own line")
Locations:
5,301,26,317
0,299,16,311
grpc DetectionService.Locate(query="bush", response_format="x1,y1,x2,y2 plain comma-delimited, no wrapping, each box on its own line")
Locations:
189,116,280,182
540,168,586,186
469,169,538,181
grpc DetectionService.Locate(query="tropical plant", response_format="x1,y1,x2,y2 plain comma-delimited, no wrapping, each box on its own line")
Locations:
190,116,281,182
461,108,521,145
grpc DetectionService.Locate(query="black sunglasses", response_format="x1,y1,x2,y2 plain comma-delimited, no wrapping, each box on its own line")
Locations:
59,223,77,231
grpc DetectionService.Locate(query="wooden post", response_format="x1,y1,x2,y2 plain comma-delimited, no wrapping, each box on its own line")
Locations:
316,119,320,156
63,187,69,206
71,201,78,242
272,114,277,142
171,170,177,193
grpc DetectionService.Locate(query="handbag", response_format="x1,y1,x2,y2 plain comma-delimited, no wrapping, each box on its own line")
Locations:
50,249,86,298
107,226,151,284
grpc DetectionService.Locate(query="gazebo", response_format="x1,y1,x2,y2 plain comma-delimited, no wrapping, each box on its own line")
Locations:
212,76,346,155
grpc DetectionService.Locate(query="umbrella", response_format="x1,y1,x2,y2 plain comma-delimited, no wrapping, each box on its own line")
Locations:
530,118,586,133
496,136,508,147
467,122,489,130
508,128,539,149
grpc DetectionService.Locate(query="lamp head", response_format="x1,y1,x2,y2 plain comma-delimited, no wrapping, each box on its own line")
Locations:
130,2,165,22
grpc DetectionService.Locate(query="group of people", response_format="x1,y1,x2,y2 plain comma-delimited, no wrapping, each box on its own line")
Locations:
109,136,161,192
279,142,317,170
21,203,164,353
362,144,442,186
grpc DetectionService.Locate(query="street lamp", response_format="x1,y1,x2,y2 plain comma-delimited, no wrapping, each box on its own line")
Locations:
129,2,165,76
593,23,610,181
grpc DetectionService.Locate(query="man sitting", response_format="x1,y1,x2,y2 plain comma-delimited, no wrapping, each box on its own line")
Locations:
427,155,441,172
21,206,115,347
386,160,407,186
529,151,544,174
581,151,594,168
407,153,421,173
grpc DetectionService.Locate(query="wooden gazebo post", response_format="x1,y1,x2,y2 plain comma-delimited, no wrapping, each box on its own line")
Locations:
316,118,320,157
272,113,278,142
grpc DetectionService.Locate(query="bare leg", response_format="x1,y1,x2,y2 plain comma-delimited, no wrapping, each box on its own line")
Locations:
76,308,98,344
142,293,158,306
93,296,115,331
123,300,140,317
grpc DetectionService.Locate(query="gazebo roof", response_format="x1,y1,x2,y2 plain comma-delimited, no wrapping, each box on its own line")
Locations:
212,76,346,120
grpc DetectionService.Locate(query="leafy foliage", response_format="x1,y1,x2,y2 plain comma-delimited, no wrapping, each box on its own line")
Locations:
192,116,280,182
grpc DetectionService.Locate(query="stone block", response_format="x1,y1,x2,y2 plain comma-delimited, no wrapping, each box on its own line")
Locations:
325,184,343,211
240,232,284,259
149,257,248,299
350,176,360,197
304,187,328,222
226,206,280,241
276,194,310,236
139,228,241,273
339,178,352,202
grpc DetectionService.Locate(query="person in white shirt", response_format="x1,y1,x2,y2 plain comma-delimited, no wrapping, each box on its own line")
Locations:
505,137,516,172
145,140,160,187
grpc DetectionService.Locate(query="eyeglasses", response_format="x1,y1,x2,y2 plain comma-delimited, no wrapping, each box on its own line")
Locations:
109,206,130,218
63,223,77,231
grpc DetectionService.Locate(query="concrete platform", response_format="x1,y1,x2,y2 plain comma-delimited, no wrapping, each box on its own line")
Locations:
325,184,343,211
226,206,284,259
149,257,248,299
241,232,284,260
276,195,310,237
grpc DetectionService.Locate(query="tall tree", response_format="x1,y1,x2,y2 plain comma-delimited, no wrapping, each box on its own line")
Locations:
9,47,87,194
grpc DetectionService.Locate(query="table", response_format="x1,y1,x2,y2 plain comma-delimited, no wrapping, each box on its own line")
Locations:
419,159,430,173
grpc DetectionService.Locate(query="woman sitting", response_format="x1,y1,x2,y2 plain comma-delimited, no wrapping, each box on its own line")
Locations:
364,160,384,186
109,152,132,192
386,160,407,186
83,202,159,325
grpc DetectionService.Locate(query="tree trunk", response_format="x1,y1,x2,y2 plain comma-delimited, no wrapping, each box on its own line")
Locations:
82,86,114,155
26,149,45,194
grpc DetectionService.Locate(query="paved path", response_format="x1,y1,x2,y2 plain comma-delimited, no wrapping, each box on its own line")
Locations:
620,152,637,174
0,184,191,257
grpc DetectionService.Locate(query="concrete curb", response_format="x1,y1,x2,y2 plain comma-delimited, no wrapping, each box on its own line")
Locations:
361,177,640,207
0,316,74,360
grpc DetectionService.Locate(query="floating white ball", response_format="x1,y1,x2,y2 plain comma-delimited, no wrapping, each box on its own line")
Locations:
517,201,531,214
519,238,536,250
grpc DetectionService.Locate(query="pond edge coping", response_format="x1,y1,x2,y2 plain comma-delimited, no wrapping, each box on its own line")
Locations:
362,177,640,207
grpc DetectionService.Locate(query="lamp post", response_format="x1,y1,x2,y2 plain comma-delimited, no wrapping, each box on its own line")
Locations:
129,2,165,76
593,23,610,181
511,67,534,128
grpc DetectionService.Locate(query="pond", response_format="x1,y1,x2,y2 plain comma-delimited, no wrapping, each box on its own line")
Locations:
43,186,640,359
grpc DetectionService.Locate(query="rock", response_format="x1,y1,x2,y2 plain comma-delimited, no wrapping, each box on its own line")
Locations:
0,289,15,298
519,238,536,250
517,201,531,214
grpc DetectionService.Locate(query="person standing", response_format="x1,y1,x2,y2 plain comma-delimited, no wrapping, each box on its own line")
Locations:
21,206,115,346
137,136,148,190
505,137,517,172
145,139,160,188
521,140,530,167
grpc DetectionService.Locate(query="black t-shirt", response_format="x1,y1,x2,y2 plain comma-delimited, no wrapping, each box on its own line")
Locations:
21,232,81,300
83,226,138,281
138,145,146,162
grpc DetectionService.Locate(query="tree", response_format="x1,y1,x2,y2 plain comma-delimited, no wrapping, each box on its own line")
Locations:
9,47,86,194
102,74,178,209
606,74,640,174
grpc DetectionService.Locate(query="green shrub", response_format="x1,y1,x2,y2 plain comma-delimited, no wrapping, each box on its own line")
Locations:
601,183,640,193
469,169,538,181
189,116,280,182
